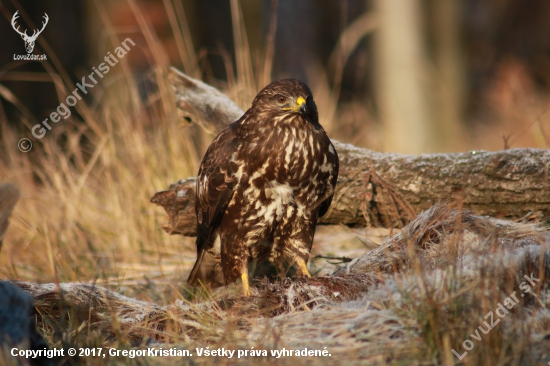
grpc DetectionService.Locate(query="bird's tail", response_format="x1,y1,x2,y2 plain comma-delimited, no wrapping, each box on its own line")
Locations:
187,249,225,288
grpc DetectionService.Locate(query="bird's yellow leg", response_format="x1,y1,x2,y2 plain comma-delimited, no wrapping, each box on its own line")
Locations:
296,258,311,277
241,271,251,297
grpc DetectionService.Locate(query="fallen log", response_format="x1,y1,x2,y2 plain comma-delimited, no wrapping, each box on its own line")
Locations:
151,68,550,236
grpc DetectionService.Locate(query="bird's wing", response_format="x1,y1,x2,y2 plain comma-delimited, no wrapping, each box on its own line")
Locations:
195,124,239,251
189,125,239,287
318,141,339,218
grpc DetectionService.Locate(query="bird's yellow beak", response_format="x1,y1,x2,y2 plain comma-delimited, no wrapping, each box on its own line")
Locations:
283,96,307,113
294,96,306,112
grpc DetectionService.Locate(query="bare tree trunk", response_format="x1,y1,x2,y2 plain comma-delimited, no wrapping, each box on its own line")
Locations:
0,183,19,248
374,0,432,153
151,69,550,237
431,0,466,151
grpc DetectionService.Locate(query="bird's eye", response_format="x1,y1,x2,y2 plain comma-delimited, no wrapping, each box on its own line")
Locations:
277,96,287,104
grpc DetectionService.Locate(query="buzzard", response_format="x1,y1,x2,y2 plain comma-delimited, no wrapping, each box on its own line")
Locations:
188,79,339,296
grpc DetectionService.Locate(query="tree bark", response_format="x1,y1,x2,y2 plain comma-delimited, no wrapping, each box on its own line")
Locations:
0,183,20,248
151,68,550,237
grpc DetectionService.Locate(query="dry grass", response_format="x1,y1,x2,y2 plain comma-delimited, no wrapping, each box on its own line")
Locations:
1,3,199,289
1,1,550,365
0,0,364,294
6,204,550,366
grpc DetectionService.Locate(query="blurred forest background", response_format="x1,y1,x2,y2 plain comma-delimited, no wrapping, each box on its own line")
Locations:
2,0,550,154
0,0,549,290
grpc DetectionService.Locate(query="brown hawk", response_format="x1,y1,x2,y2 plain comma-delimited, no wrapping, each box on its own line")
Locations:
188,79,339,296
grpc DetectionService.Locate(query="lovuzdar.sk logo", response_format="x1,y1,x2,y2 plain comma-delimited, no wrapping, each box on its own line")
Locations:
11,10,48,61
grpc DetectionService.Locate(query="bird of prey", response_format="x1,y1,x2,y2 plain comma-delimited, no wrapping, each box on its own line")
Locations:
188,79,339,296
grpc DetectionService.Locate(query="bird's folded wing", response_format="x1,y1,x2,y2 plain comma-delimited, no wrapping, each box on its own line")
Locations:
318,141,339,218
195,125,239,251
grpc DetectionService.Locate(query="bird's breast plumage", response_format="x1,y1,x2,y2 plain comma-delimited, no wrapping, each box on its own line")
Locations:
225,118,337,243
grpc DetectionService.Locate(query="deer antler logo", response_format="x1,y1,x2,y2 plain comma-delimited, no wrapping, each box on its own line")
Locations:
11,11,49,54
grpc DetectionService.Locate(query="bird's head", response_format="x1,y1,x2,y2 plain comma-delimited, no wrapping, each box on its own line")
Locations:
251,79,319,126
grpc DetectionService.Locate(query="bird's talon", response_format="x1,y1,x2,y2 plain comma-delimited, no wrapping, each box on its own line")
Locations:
296,258,311,277
241,271,251,297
